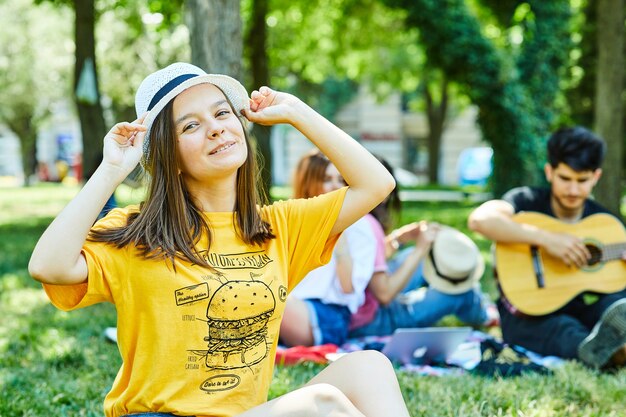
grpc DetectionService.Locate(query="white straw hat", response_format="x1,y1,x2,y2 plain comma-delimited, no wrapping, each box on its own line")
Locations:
134,62,250,167
422,227,485,294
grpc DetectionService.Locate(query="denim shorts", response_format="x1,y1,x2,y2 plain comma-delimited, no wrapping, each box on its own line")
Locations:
304,299,351,345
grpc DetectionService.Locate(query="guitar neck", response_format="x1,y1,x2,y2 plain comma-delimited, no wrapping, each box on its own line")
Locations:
600,242,626,262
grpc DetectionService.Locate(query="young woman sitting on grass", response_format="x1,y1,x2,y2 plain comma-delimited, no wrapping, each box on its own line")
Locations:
28,62,410,417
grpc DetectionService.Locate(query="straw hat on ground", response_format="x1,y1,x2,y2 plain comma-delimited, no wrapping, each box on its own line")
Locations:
422,226,484,294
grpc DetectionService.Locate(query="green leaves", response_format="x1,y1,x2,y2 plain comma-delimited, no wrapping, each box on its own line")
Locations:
386,0,573,195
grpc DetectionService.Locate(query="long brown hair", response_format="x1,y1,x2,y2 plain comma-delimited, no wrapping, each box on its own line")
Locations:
89,98,275,268
293,149,330,199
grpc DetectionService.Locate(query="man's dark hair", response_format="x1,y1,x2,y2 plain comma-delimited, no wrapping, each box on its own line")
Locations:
547,126,606,171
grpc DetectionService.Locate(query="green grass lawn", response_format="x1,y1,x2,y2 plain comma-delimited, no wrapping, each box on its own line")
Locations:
1,184,625,416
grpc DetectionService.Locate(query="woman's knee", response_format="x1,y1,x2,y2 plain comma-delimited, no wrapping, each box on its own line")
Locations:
340,350,395,376
306,383,358,415
348,349,390,364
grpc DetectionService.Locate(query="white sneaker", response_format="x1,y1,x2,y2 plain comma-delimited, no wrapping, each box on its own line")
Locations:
104,327,118,344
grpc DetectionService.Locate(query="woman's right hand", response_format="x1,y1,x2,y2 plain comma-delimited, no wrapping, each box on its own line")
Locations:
414,221,440,251
244,86,304,126
102,115,147,176
392,222,422,244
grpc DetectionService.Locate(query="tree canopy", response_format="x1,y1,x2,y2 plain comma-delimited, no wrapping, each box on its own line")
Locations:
385,0,573,196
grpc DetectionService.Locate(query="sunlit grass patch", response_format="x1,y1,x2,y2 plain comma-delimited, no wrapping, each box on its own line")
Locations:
38,327,81,361
0,184,80,224
1,286,48,315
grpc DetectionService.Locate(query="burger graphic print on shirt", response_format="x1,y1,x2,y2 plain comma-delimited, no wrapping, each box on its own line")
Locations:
181,249,286,394
204,280,275,369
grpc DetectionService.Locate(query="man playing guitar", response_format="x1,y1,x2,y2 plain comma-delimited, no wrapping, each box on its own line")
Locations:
468,127,626,370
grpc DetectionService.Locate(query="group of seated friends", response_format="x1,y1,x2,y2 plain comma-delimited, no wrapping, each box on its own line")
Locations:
280,149,497,349
282,125,626,372
96,125,626,372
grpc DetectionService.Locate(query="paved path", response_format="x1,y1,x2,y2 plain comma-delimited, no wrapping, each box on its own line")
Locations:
399,190,492,203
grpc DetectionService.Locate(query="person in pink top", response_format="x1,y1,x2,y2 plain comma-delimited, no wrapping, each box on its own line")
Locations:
280,150,377,347
349,157,499,338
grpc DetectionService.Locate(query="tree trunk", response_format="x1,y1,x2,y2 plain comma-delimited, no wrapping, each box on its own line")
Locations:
185,0,242,78
424,79,448,184
246,0,272,196
8,116,37,186
74,0,106,180
593,0,624,216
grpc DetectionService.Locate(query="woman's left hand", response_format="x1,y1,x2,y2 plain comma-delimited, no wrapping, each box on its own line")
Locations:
243,86,303,126
415,221,440,251
392,222,422,244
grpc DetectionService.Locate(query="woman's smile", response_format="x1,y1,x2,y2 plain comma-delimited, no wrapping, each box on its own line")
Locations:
209,141,237,155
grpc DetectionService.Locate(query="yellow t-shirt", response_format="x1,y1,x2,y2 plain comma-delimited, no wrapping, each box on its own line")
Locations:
43,187,347,417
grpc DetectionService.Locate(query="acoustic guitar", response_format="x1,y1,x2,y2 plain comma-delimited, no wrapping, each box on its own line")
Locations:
495,212,626,316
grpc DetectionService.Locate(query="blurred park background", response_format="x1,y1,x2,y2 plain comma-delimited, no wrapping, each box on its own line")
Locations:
1,0,626,416
0,0,624,209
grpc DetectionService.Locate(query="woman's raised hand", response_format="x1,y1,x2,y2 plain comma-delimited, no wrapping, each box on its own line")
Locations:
243,86,303,126
393,222,422,244
415,221,440,251
102,115,147,175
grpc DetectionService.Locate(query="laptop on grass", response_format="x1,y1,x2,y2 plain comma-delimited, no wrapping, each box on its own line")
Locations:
381,327,472,365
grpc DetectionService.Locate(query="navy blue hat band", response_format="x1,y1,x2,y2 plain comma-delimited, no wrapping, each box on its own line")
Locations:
428,249,470,285
147,73,199,111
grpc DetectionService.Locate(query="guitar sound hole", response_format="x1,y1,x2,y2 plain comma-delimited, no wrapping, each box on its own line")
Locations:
585,244,602,266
